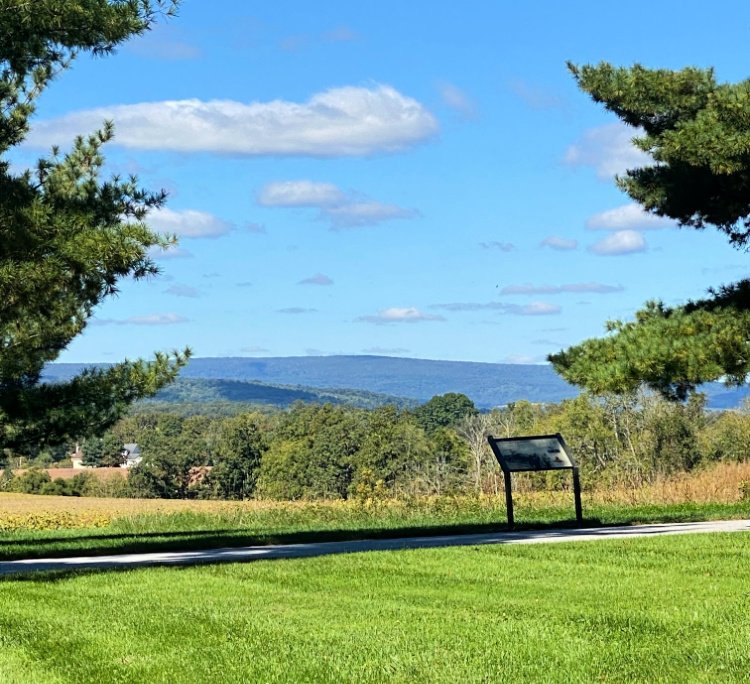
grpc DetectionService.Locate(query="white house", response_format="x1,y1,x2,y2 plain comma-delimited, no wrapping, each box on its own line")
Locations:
120,443,142,469
70,443,88,469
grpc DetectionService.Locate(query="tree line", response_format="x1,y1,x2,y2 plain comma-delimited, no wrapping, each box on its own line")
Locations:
3,392,750,500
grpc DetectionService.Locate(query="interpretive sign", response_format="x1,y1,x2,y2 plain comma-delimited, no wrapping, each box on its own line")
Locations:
486,433,582,528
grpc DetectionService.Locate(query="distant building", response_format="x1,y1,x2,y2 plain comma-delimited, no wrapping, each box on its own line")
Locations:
70,443,89,469
120,443,142,469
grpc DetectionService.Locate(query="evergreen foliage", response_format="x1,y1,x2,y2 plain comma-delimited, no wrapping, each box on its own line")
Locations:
0,1,188,451
551,63,750,397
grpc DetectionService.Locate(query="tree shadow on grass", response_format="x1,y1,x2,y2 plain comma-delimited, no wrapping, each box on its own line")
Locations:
0,517,604,563
0,517,612,583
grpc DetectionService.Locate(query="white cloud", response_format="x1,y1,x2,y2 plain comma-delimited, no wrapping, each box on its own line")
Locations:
323,201,418,229
586,203,672,231
437,82,477,118
298,273,334,286
358,307,445,324
258,181,346,207
500,283,623,295
540,236,578,250
589,230,647,256
149,208,232,239
27,85,439,157
565,123,651,179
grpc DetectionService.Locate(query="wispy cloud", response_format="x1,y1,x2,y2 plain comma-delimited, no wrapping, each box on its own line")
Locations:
358,307,445,324
532,338,566,346
298,273,334,286
126,25,201,61
258,179,418,230
586,203,672,231
540,236,578,251
509,80,564,110
148,245,193,260
245,222,266,234
240,345,270,353
431,302,561,315
362,346,410,354
324,26,358,42
258,180,345,207
565,123,650,179
281,25,359,51
437,82,477,119
93,313,189,326
149,208,232,239
589,230,647,256
502,353,548,364
323,201,418,229
700,264,747,276
277,307,317,314
236,281,253,288
164,284,201,298
27,85,438,157
500,282,623,295
480,241,516,251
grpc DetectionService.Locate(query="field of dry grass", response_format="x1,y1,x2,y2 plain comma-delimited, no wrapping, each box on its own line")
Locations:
1,460,749,533
591,461,750,505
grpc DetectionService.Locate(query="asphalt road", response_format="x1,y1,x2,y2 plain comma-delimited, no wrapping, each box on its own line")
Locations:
1,519,748,576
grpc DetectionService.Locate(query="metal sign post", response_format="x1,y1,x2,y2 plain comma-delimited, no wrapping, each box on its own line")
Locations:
486,433,583,529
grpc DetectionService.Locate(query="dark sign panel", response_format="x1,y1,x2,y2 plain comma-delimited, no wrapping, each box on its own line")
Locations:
488,435,575,472
487,433,582,527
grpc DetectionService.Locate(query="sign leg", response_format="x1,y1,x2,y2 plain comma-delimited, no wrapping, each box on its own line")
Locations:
503,471,514,528
572,468,583,526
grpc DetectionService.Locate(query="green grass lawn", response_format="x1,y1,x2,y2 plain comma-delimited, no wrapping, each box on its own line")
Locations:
0,532,748,683
1,499,749,562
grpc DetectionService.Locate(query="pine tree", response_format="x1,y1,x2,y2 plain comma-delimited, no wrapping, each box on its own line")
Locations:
550,63,750,399
0,1,189,452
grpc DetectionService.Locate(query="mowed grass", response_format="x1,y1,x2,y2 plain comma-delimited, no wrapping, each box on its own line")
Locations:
0,532,749,683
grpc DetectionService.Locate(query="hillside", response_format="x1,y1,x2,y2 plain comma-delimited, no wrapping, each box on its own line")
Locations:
140,377,417,411
44,355,750,410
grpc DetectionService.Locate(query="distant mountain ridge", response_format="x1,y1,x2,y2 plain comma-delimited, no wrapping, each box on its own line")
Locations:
45,355,578,409
44,355,750,410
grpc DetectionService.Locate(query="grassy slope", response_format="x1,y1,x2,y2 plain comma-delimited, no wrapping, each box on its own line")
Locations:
1,498,749,562
0,533,748,683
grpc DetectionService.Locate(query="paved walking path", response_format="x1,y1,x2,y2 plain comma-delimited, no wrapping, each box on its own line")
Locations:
2,519,749,576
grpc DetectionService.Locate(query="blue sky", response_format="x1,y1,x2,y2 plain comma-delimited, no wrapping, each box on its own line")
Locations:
21,0,750,364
